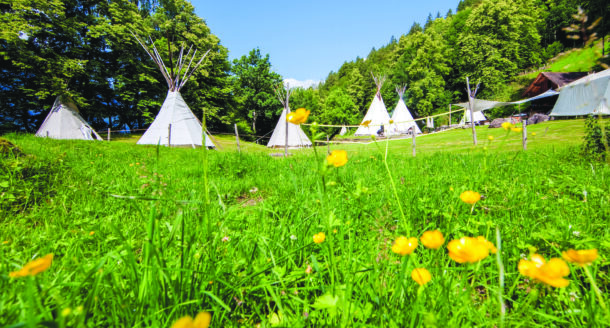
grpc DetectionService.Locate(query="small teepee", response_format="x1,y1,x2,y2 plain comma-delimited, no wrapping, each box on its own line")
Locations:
133,33,215,148
36,95,103,141
267,84,312,150
388,85,420,135
460,109,487,125
354,74,391,136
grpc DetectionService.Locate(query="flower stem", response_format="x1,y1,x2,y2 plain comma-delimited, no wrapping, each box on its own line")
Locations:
383,137,409,235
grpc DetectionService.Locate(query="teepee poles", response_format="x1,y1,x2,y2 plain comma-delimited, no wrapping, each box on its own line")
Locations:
131,31,210,92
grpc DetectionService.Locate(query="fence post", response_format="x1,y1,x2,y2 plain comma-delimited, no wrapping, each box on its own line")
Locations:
168,124,171,147
522,119,527,150
107,128,111,142
234,123,241,153
326,135,330,154
412,130,416,157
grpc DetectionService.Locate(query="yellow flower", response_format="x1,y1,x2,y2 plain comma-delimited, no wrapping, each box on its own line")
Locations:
447,237,491,263
171,312,212,328
89,231,95,236
420,230,445,249
519,254,570,288
389,119,394,124
460,190,481,205
501,122,513,130
391,236,418,256
511,127,523,133
313,232,326,244
488,135,494,141
411,268,432,286
326,150,348,167
9,253,53,278
476,236,497,254
286,108,310,125
361,120,372,127
562,249,598,266
531,132,537,136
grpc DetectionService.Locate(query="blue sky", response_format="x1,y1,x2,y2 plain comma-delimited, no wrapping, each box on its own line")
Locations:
192,0,458,86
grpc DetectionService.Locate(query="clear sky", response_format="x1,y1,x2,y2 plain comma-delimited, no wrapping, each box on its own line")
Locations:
192,0,459,86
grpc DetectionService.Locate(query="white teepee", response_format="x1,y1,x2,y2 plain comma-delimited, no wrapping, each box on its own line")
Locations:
267,85,312,149
355,75,391,136
460,109,487,124
388,85,421,135
133,33,215,148
36,95,102,141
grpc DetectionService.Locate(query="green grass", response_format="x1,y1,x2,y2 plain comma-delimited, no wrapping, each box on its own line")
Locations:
1,119,609,327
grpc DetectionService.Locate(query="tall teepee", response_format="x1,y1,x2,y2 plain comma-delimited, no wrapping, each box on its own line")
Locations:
36,95,103,141
354,74,391,136
267,84,312,151
388,85,421,135
133,33,215,148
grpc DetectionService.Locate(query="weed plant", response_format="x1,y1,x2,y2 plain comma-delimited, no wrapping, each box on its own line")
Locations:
0,122,609,327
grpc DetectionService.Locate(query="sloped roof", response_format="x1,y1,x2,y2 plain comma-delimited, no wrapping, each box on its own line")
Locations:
522,72,588,97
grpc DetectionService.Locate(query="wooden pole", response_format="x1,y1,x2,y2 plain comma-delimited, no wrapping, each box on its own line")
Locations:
107,128,111,142
234,123,241,153
466,77,478,146
522,119,527,151
284,107,288,157
168,124,172,147
449,104,452,128
412,130,416,157
326,135,330,154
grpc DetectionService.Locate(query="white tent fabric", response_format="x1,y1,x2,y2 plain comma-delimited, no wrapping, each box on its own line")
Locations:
460,109,487,124
36,96,102,140
355,94,391,136
137,91,215,148
550,69,610,116
339,126,347,136
389,98,421,135
267,108,312,148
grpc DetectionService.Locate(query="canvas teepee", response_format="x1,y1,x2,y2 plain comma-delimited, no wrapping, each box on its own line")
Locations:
355,74,391,136
460,109,487,124
133,33,215,148
36,95,103,140
388,85,421,135
267,85,312,150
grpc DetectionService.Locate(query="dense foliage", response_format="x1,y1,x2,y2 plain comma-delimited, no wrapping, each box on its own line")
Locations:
1,0,609,135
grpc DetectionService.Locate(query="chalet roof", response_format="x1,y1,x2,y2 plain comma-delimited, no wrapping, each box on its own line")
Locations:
522,72,588,97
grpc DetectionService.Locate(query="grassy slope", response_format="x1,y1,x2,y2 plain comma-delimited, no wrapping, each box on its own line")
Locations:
1,119,609,327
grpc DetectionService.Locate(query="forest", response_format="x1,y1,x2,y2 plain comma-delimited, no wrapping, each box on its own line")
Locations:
1,0,609,138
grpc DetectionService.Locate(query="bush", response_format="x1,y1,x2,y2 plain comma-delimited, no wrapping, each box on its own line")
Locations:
581,116,610,161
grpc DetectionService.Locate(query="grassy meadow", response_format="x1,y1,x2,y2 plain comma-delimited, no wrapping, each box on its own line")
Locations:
1,119,609,327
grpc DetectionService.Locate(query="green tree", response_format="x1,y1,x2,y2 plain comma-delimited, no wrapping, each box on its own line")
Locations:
455,0,544,98
231,48,282,134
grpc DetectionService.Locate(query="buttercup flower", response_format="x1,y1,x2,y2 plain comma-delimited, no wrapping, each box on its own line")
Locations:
488,135,494,141
421,230,445,249
9,253,54,278
391,236,418,256
286,108,310,125
447,237,492,263
519,254,570,288
562,249,598,266
476,236,497,254
411,268,432,286
511,127,523,133
460,191,481,205
313,232,326,244
326,150,348,167
389,119,394,124
361,120,372,127
501,122,514,130
171,311,212,328
531,132,537,136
